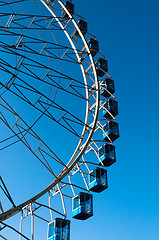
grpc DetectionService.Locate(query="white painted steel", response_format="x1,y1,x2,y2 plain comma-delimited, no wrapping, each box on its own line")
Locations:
0,0,100,221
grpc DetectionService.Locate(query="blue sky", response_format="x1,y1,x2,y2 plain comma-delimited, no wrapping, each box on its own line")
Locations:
1,0,159,239
70,0,159,239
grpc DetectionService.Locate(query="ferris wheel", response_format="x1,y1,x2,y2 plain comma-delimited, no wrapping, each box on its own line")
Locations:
0,0,119,239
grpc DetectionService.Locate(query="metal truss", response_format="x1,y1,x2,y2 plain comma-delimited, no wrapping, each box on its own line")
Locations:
0,0,117,239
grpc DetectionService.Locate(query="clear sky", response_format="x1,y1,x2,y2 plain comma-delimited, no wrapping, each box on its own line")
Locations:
1,0,159,239
70,0,159,239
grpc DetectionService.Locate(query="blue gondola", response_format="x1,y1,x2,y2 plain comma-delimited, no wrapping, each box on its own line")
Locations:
48,218,70,240
103,121,119,142
95,58,108,77
75,19,87,37
72,192,93,220
101,78,115,97
99,144,116,167
89,168,108,192
103,99,118,119
88,38,99,57
62,1,74,20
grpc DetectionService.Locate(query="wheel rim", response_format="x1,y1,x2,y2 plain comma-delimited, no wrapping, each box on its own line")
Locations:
0,0,100,223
